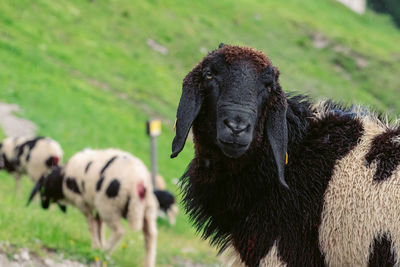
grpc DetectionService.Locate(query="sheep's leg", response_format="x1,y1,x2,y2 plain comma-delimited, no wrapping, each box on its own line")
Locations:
86,213,102,249
14,173,22,194
143,208,157,267
95,213,105,248
103,218,125,253
167,205,178,225
100,221,105,247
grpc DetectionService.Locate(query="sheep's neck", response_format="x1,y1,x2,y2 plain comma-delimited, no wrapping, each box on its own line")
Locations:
184,100,364,266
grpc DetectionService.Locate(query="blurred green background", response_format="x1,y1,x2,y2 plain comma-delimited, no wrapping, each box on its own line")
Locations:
0,0,399,266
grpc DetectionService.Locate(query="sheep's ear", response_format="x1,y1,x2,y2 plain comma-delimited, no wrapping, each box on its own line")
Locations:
58,203,67,213
265,67,289,188
27,177,44,206
171,64,203,158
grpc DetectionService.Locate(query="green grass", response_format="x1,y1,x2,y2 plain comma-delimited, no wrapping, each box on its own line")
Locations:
0,0,399,266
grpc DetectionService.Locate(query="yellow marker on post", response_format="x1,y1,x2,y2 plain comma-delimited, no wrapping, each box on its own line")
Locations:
147,119,162,137
285,152,288,165
146,119,162,190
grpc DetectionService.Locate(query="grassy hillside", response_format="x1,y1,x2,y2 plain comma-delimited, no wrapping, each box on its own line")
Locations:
0,0,399,266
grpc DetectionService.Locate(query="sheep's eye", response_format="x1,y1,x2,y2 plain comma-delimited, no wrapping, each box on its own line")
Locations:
205,71,213,80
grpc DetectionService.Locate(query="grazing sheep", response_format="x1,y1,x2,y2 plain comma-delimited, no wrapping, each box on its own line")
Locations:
28,148,158,267
154,189,179,225
171,44,400,266
0,136,63,192
153,174,179,225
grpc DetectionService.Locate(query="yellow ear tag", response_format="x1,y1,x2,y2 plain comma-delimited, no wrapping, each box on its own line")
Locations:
285,152,288,165
173,119,177,131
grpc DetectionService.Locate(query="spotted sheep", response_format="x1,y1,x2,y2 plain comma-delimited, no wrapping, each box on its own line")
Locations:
0,136,63,192
154,189,179,225
153,174,179,225
171,44,400,266
28,148,158,267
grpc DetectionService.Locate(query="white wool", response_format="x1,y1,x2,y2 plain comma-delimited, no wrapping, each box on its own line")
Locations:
0,136,63,183
60,148,158,267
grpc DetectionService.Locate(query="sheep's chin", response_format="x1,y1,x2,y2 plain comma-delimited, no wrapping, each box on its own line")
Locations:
218,142,250,158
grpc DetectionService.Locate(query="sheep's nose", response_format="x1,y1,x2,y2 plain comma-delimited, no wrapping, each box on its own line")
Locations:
223,119,249,135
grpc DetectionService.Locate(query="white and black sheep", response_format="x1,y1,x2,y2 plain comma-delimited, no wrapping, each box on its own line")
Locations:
0,136,63,192
28,148,158,267
171,44,400,266
153,174,179,225
154,189,179,225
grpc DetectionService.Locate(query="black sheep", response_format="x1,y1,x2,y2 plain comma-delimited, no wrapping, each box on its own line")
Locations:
171,44,400,266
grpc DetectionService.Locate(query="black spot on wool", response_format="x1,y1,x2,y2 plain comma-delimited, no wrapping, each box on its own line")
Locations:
96,156,118,192
366,127,400,182
180,99,364,266
122,196,130,219
96,176,104,192
154,190,175,212
100,156,118,175
105,179,120,198
368,233,395,267
85,161,92,173
16,137,44,163
81,181,85,193
66,177,81,194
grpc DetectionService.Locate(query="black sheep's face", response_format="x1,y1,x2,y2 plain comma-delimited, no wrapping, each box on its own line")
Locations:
172,45,289,187
200,56,274,158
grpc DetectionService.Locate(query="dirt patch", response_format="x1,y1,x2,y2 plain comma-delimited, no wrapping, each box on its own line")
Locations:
312,33,330,49
173,257,219,267
147,38,168,55
0,243,92,267
311,32,369,69
0,102,36,137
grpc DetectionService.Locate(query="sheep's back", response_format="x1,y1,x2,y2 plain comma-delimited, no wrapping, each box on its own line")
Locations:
1,136,62,181
319,115,400,266
1,136,28,162
63,149,154,217
63,149,120,207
